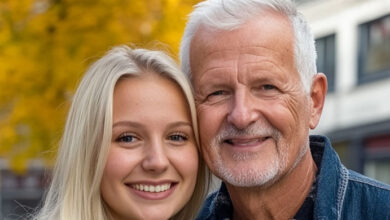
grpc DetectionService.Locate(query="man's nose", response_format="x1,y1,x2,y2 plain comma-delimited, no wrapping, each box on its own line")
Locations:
141,140,169,173
227,89,259,129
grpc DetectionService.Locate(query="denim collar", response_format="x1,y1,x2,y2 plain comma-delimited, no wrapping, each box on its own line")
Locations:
310,135,349,220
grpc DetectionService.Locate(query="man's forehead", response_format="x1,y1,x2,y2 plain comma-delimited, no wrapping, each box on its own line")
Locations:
189,12,295,78
189,11,293,57
192,10,291,41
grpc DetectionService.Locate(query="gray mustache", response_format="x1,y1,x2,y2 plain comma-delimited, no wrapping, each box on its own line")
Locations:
214,121,281,144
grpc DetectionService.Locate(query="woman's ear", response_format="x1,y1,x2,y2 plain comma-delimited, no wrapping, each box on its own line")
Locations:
309,73,328,129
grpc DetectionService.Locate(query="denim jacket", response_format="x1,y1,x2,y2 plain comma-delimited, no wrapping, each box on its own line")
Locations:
197,135,390,220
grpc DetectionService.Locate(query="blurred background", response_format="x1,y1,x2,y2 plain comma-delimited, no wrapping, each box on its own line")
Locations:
0,0,389,219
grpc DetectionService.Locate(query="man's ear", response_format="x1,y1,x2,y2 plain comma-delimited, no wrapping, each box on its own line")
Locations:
309,73,327,129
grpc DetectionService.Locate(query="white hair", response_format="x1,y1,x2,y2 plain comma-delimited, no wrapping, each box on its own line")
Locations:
34,45,210,220
180,0,317,92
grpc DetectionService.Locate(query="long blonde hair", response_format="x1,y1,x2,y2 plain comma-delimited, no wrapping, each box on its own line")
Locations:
34,45,210,220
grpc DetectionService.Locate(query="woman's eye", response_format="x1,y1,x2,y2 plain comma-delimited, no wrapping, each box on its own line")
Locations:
116,134,137,143
168,133,188,142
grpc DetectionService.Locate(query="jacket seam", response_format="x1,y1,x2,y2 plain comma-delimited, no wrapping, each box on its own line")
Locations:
348,176,390,191
336,165,349,220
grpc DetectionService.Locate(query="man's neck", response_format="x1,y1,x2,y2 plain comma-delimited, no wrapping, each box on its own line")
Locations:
227,150,317,220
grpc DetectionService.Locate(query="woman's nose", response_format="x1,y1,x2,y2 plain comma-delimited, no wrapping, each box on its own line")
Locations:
141,141,169,173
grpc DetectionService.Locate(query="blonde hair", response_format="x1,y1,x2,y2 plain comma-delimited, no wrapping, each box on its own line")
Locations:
34,45,210,220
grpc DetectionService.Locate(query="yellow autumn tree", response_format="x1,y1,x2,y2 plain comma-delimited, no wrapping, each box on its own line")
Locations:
0,0,200,173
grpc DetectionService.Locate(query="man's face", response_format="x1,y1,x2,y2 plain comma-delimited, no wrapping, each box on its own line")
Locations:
190,11,313,187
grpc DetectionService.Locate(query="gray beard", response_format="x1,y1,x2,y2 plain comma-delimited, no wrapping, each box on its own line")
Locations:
208,121,308,187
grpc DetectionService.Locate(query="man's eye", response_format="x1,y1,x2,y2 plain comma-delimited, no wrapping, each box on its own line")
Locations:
263,84,277,90
116,134,137,143
208,90,225,97
168,133,188,142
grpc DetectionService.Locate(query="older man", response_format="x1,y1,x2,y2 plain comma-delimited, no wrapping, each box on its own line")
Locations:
180,0,390,219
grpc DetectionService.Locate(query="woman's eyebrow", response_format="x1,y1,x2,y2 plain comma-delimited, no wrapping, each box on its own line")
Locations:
112,121,142,128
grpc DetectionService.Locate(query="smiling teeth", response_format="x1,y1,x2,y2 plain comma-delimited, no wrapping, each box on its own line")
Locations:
132,183,171,193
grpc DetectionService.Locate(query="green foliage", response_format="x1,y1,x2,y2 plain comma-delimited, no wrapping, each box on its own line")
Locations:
0,0,199,173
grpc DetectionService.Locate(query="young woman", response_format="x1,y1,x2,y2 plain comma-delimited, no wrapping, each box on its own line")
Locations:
34,46,210,220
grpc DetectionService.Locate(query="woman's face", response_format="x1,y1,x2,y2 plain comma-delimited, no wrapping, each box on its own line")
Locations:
101,74,199,220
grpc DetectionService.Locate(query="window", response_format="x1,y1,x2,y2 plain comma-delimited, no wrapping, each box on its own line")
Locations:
364,160,390,184
333,141,350,166
363,134,390,184
358,14,390,84
316,34,336,92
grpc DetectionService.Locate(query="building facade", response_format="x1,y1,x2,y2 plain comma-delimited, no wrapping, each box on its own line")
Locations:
298,0,390,184
0,160,48,219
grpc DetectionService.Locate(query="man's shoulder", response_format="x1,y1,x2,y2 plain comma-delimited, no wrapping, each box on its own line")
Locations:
311,135,390,218
341,169,390,218
347,169,390,194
